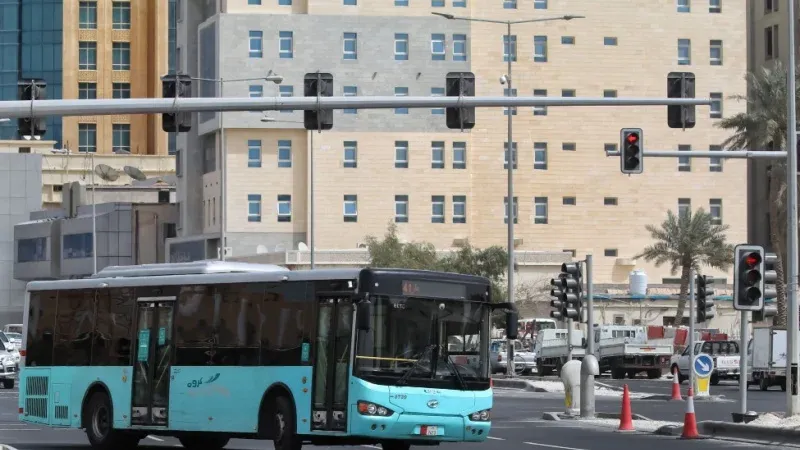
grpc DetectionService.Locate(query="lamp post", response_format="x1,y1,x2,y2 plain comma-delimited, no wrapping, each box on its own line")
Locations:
261,115,315,269
433,12,584,378
191,72,283,261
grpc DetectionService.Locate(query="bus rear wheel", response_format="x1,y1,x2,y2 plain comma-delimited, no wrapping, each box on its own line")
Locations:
273,396,302,450
178,435,230,449
83,391,140,449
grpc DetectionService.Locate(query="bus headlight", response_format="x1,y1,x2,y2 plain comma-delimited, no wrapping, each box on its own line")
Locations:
357,401,394,417
469,409,491,421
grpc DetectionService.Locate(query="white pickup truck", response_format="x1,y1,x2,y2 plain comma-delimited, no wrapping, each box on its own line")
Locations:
534,328,585,376
593,325,673,379
671,340,740,385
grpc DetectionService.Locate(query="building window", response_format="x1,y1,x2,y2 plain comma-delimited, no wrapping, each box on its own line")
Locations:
279,86,294,113
78,82,96,100
604,249,618,257
63,233,93,259
562,142,576,151
396,0,408,5
248,140,262,168
678,39,691,65
395,87,409,114
431,87,445,115
249,0,262,4
563,196,576,206
504,88,517,116
249,31,263,58
534,197,548,224
533,0,547,8
603,89,617,98
79,42,97,70
112,124,131,153
344,86,358,114
604,197,618,206
533,89,547,115
17,237,47,263
710,92,723,118
534,142,547,170
678,198,691,218
533,36,548,62
395,195,409,223
766,25,779,60
709,0,721,13
453,195,466,223
504,0,516,9
432,0,444,5
562,89,576,97
504,196,518,224
79,1,97,29
279,31,294,59
248,194,262,222
709,145,723,172
112,83,130,99
344,0,356,5
453,0,466,7
277,195,292,222
431,141,445,169
709,199,722,225
78,123,97,153
112,2,131,30
278,0,291,5
249,85,263,98
710,39,723,65
395,141,409,168
453,34,467,61
766,0,779,13
504,142,518,169
561,36,575,45
453,142,466,169
503,35,517,62
604,37,618,46
343,195,358,222
343,32,358,60
677,0,690,12
678,145,691,171
278,140,292,168
604,143,618,153
431,196,445,223
431,34,446,61
112,42,131,70
344,141,357,168
395,33,409,60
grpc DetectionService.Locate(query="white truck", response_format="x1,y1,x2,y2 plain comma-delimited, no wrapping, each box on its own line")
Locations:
748,327,787,391
534,328,585,376
593,325,673,379
671,340,740,385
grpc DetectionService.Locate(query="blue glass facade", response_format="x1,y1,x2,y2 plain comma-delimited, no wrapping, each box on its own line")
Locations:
0,0,63,145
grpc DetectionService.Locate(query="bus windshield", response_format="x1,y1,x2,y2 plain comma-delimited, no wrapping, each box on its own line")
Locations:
354,295,490,389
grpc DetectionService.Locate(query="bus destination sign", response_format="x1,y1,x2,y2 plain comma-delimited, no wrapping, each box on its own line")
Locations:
401,280,467,299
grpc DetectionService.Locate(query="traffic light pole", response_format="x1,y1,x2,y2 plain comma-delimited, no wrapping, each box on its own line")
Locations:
739,310,749,415
585,255,594,356
689,268,696,390
605,150,787,159
786,0,800,416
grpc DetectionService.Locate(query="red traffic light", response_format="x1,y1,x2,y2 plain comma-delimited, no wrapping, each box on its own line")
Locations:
625,133,639,144
744,252,761,268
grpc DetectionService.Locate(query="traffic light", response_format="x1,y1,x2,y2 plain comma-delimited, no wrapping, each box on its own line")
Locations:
17,79,47,139
667,72,696,129
732,245,778,311
753,305,778,322
753,252,779,321
620,128,643,174
161,73,192,132
304,72,334,131
445,72,475,130
549,262,583,321
695,274,715,323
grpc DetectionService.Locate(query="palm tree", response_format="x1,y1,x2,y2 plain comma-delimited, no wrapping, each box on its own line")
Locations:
716,61,796,327
635,208,734,325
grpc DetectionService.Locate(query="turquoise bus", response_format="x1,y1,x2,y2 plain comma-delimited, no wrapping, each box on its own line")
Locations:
19,261,518,450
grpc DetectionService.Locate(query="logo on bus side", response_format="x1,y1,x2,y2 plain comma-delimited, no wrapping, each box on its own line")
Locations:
427,400,439,409
187,373,220,388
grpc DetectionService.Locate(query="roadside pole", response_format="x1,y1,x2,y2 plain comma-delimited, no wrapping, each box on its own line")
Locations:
786,0,800,416
580,254,598,418
689,268,696,390
739,311,749,415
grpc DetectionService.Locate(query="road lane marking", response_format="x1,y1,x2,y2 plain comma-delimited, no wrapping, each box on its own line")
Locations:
361,445,381,449
487,436,505,440
524,441,587,450
146,435,165,442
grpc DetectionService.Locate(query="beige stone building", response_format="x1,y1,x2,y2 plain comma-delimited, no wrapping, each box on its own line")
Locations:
171,0,748,289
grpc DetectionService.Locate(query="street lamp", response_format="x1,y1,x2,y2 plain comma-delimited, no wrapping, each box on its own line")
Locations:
191,72,283,261
433,12,585,378
261,115,317,269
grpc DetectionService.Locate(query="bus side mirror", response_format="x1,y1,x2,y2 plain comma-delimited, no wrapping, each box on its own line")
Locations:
505,311,518,340
356,302,373,331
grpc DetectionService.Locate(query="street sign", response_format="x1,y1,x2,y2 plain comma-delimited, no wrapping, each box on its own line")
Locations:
693,354,713,398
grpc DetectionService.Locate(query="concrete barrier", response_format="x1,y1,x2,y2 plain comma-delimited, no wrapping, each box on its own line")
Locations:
492,378,548,392
654,420,800,446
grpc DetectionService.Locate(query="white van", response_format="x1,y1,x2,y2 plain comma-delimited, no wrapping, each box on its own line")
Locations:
2,324,21,334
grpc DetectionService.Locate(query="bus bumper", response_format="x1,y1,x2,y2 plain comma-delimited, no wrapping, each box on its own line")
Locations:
349,409,490,442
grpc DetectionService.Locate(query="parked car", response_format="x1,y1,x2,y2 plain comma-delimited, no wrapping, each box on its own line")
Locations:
0,348,16,388
490,339,537,375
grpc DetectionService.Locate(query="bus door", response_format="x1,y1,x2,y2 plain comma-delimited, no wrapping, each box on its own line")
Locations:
312,296,354,432
131,296,176,426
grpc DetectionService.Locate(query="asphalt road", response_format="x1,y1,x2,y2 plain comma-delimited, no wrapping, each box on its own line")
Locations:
0,385,785,450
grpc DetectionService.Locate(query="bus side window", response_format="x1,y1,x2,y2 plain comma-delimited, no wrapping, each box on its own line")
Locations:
92,288,135,366
213,283,265,366
53,288,96,366
26,290,57,367
174,285,216,365
261,281,312,366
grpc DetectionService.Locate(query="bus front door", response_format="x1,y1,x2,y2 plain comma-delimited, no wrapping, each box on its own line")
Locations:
131,298,175,426
312,296,353,432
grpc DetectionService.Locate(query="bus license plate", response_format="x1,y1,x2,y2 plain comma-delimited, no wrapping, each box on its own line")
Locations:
420,426,438,436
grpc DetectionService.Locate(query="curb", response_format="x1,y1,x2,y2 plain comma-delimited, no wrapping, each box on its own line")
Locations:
698,420,800,446
492,379,548,392
542,411,649,421
638,394,729,402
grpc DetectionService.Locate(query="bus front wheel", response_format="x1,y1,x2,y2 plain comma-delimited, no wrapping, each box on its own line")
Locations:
178,435,230,449
273,396,302,450
83,391,140,449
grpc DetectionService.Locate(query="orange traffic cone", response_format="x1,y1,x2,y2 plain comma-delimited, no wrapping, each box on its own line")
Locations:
670,368,682,401
618,384,634,431
681,387,700,439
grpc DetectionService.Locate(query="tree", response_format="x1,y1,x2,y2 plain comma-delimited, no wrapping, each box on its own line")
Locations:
635,208,734,325
716,61,795,327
